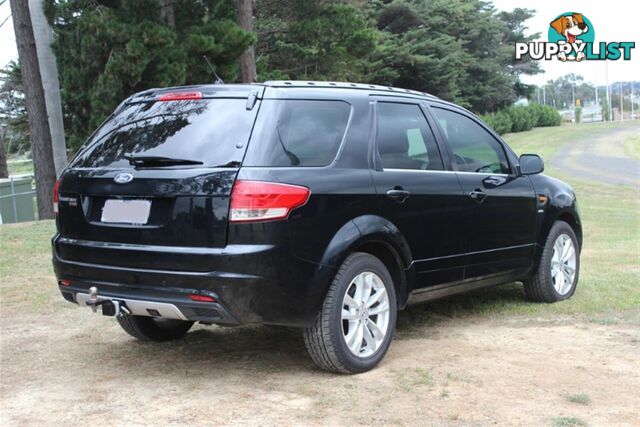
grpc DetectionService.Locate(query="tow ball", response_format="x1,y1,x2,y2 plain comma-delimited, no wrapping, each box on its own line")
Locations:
85,286,131,317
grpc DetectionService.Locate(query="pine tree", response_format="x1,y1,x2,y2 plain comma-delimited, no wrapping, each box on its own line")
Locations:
235,0,257,82
0,61,29,156
11,0,57,219
45,0,254,151
256,1,377,82
366,0,541,113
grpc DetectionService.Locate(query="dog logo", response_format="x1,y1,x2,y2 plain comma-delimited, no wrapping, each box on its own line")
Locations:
114,172,134,184
515,12,634,62
548,13,593,61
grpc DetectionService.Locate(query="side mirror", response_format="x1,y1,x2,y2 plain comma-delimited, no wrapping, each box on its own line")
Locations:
519,154,544,175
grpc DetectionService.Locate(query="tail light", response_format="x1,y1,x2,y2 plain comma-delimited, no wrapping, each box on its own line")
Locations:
189,294,216,303
158,91,202,101
230,180,310,223
53,179,61,215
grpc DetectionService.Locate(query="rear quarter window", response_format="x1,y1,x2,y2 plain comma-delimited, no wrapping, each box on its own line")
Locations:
243,100,351,167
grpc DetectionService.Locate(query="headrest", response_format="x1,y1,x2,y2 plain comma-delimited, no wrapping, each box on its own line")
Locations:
378,125,408,155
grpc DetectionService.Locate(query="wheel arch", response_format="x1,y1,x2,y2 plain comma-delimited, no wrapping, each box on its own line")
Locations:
531,207,583,276
556,211,583,250
318,215,414,308
538,207,583,251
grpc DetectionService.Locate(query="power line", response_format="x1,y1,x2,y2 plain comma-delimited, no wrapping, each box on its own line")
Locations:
0,13,11,29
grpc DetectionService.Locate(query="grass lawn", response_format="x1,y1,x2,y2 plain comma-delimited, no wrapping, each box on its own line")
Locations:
7,159,35,176
503,120,639,160
623,135,640,160
1,122,638,324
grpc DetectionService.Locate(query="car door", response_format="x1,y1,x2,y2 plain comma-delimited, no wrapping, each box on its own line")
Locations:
429,105,537,279
371,99,466,289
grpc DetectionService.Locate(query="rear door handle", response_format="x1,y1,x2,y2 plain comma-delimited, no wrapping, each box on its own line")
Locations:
468,188,487,203
386,188,411,203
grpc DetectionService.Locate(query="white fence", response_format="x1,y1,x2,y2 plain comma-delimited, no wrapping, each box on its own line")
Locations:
0,174,37,224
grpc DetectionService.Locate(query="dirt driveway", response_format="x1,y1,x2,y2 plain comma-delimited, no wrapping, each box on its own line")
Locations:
1,300,638,426
548,123,640,187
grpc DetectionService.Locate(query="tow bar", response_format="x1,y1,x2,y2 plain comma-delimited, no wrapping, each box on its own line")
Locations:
84,286,131,317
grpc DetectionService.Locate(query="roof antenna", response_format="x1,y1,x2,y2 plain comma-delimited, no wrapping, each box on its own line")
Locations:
203,56,224,84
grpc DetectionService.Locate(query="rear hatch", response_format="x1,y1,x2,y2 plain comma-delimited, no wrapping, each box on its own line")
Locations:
55,87,262,272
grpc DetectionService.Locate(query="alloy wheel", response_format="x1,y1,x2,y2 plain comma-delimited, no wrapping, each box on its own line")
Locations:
341,271,391,357
550,233,577,295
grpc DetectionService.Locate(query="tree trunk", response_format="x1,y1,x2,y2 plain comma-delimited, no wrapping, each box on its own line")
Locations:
159,1,175,27
235,0,256,83
10,0,56,220
29,0,67,177
0,126,8,179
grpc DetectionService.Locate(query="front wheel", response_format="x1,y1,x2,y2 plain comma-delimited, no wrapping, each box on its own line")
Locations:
524,220,580,302
303,252,397,374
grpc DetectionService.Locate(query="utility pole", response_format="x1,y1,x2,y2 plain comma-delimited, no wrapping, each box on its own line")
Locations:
620,82,624,121
10,0,57,219
594,69,598,106
605,61,612,121
542,85,546,105
29,0,67,176
632,82,635,119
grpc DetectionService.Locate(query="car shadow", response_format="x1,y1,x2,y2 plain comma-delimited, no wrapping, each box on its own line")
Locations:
101,282,528,374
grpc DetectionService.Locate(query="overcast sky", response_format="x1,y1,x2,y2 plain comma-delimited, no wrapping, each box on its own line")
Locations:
0,1,638,86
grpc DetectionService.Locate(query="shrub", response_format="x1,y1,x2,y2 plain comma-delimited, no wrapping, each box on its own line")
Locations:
481,111,512,135
481,104,560,135
575,107,582,123
534,104,562,127
526,103,545,126
505,106,535,133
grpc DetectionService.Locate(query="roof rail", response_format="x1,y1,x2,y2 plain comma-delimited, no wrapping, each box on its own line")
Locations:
263,80,439,99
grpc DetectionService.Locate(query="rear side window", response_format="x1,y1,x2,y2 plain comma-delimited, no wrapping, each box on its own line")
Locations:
432,107,511,174
71,98,257,168
376,102,443,171
244,100,351,167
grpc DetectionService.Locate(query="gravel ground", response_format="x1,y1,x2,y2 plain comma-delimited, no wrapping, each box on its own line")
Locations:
1,305,639,426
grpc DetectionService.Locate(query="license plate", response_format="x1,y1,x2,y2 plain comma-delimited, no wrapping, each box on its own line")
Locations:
101,199,151,224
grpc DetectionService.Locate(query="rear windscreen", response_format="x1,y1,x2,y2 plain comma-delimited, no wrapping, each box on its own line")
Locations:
243,100,351,167
70,98,258,168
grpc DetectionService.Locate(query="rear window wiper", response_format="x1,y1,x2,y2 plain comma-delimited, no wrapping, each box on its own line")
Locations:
276,121,300,166
211,160,241,168
124,154,204,168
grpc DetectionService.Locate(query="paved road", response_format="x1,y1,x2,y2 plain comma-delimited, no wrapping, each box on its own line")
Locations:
548,123,640,187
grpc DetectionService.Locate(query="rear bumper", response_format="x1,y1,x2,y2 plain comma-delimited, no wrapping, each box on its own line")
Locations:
63,286,239,324
52,235,336,327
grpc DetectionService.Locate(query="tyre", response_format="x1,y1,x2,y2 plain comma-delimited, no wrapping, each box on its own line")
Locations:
116,314,194,342
303,252,397,374
524,220,580,303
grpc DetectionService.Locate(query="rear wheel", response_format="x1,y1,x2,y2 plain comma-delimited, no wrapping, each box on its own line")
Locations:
117,314,194,342
524,221,580,302
303,252,397,374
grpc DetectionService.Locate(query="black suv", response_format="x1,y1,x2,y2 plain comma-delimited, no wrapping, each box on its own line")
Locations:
53,81,582,373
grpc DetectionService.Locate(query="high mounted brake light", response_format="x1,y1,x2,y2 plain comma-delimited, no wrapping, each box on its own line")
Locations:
158,91,203,101
230,180,310,223
53,179,61,215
